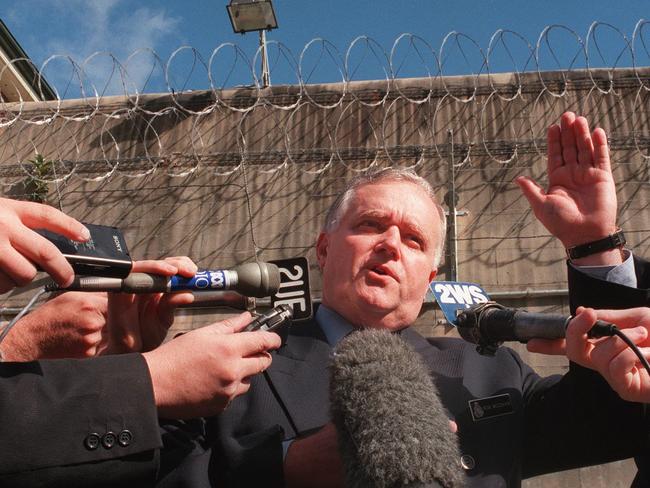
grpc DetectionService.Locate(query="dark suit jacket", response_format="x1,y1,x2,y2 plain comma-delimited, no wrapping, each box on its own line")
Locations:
168,310,647,488
0,353,162,487
568,255,650,488
568,255,650,311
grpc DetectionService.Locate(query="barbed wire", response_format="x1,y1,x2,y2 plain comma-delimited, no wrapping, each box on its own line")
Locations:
0,22,650,185
4,21,650,337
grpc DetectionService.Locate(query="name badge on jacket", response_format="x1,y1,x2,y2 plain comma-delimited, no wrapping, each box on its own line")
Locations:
468,393,514,421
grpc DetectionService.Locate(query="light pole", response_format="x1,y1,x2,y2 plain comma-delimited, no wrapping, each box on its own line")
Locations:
226,0,278,88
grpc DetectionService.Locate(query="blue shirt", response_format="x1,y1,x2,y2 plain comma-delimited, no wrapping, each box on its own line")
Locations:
281,304,354,458
573,249,636,288
316,304,355,347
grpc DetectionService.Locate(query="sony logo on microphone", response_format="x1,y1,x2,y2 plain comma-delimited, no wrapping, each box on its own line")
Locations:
113,234,123,253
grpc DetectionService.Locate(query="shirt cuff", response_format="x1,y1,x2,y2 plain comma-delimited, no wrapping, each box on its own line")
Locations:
282,438,294,460
571,249,637,288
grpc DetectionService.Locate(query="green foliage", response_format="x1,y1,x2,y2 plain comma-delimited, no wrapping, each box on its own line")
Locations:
24,154,54,203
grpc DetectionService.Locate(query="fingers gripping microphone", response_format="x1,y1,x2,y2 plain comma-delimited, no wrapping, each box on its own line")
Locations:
456,302,615,356
49,262,281,298
330,329,465,488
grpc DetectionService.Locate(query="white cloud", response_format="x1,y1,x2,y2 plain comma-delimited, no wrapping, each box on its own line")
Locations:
15,0,182,97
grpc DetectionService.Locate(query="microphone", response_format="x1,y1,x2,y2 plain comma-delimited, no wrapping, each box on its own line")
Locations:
182,291,255,311
330,329,465,488
47,262,281,298
456,302,615,355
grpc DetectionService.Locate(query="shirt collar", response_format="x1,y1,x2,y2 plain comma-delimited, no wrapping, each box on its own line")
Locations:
315,304,355,347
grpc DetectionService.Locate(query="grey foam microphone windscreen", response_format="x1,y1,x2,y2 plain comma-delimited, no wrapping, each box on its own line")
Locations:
330,329,465,488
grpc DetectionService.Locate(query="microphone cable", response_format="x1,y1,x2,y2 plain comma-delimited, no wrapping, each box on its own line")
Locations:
588,322,650,377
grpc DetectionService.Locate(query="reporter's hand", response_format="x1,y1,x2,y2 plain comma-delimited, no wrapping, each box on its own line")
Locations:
566,306,650,403
284,423,345,488
143,312,282,419
516,112,620,266
0,197,89,292
2,292,108,361
103,256,197,354
526,337,567,356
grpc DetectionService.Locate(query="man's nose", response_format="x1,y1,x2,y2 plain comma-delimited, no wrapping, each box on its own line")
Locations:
375,226,401,259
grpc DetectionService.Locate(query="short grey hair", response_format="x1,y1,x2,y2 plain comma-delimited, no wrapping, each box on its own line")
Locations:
322,168,447,268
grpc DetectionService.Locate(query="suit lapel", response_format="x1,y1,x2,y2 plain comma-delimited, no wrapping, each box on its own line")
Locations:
400,327,470,417
265,319,333,435
265,321,467,437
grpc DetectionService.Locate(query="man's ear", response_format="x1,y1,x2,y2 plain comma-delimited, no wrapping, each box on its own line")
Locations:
316,232,329,270
428,268,437,283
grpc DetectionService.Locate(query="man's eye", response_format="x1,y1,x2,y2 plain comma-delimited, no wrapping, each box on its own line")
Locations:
406,236,423,248
359,220,380,229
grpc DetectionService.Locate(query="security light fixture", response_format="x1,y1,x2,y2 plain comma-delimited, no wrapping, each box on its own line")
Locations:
226,0,278,88
227,0,278,34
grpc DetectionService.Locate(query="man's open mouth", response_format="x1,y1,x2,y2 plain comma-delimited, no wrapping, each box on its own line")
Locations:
369,265,397,281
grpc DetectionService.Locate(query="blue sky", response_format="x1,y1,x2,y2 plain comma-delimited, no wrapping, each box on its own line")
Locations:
4,1,649,98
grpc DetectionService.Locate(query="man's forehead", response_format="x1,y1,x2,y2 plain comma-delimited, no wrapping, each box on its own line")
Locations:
354,208,430,233
346,184,439,233
351,181,436,212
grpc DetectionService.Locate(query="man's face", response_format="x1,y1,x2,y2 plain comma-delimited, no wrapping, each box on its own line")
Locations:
317,180,440,330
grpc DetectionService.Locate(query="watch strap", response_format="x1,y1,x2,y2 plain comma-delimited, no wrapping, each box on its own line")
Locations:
566,230,626,260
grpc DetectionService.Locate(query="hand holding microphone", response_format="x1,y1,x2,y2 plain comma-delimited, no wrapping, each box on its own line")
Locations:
563,306,650,404
51,261,281,298
102,259,282,354
455,300,650,404
103,256,198,354
455,301,617,356
143,311,283,419
41,259,281,354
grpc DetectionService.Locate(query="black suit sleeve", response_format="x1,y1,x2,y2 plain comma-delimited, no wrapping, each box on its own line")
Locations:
0,353,162,487
520,350,648,478
205,373,288,488
568,255,650,312
567,255,650,488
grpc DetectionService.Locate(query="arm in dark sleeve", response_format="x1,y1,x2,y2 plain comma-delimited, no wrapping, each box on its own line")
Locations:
568,254,650,487
0,353,162,487
568,255,650,311
515,348,649,478
206,373,288,488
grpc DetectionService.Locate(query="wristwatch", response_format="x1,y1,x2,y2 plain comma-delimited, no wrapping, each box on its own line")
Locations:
566,229,626,260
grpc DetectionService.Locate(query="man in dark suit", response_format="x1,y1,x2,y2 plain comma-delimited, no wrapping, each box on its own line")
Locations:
518,111,650,487
193,111,650,487
0,197,281,487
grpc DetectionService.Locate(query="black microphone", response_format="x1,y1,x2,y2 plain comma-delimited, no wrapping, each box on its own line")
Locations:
330,329,465,488
456,302,615,355
46,262,281,298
